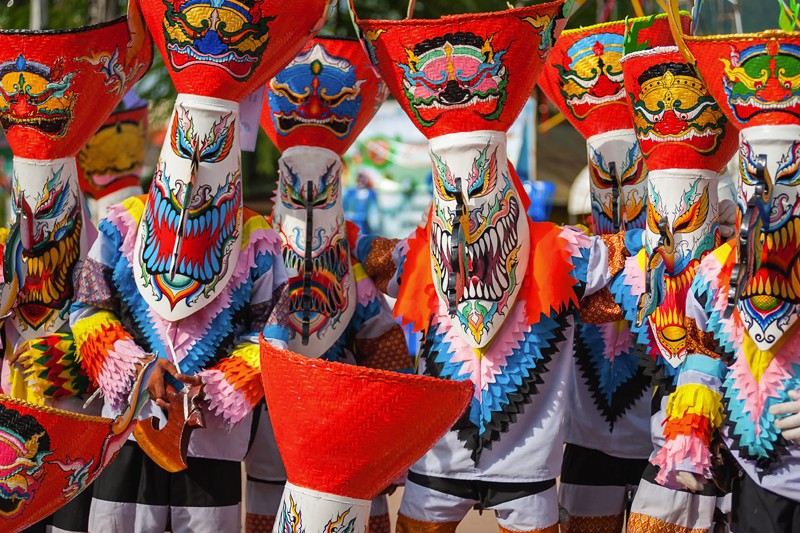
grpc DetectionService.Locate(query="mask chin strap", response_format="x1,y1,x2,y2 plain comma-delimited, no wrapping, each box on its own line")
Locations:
302,180,314,345
726,154,767,319
447,178,468,317
610,161,621,234
169,142,200,280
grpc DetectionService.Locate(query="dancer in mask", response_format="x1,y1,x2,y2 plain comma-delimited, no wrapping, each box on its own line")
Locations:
69,1,331,531
652,9,800,533
615,14,739,533
537,15,685,531
244,35,411,533
0,12,152,533
350,2,653,531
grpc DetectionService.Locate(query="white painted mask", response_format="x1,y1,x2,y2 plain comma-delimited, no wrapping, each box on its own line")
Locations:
10,157,88,339
586,129,647,235
134,94,243,321
429,130,530,349
272,146,355,356
735,125,800,351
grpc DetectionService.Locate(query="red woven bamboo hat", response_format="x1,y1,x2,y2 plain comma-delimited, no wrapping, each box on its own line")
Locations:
0,397,136,533
664,2,800,130
261,36,387,156
0,15,153,160
77,100,148,199
352,0,570,139
538,12,691,139
139,0,331,102
620,18,738,172
260,338,472,500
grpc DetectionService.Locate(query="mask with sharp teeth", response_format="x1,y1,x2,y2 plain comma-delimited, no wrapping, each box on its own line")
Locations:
262,37,387,355
136,0,331,321
675,33,800,352
0,16,153,340
621,38,738,367
429,131,530,348
354,2,570,350
732,126,800,351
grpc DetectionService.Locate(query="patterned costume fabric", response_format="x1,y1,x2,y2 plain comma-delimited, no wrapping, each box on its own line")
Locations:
77,92,148,226
0,14,153,533
612,15,739,533
245,36,408,533
652,23,800,528
538,17,697,531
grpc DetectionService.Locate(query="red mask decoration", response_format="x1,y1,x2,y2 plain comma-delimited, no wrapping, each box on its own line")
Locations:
139,0,331,101
0,17,153,160
261,37,386,156
353,0,569,140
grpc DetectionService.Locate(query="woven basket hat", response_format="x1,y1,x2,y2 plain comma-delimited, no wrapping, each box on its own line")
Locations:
620,17,738,173
352,0,570,139
139,0,331,101
539,13,691,139
0,15,153,160
261,36,387,156
77,97,148,200
259,338,472,500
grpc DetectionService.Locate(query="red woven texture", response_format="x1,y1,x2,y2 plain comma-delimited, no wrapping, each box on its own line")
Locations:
686,33,800,128
140,0,329,102
354,1,566,139
0,396,113,533
77,103,148,199
621,47,738,172
261,37,385,156
0,17,153,159
259,338,473,500
538,14,691,139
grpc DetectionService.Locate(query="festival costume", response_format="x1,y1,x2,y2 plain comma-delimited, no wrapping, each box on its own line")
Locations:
77,91,148,227
243,36,410,533
537,16,692,531
650,12,800,532
615,15,739,533
0,12,153,533
68,1,331,531
352,2,641,531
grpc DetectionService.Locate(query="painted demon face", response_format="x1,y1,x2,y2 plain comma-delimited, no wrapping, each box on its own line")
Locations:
736,125,800,351
77,115,146,190
723,39,800,124
272,147,355,355
555,32,625,120
0,404,52,519
134,96,242,321
631,62,727,156
12,162,82,334
586,129,647,235
429,131,529,349
643,173,720,365
269,43,363,140
0,55,75,139
398,32,508,128
162,0,275,81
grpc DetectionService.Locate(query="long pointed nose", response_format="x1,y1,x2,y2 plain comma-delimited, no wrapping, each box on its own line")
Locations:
18,194,34,252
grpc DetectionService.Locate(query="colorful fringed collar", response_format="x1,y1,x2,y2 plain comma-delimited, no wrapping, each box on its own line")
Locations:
694,242,800,468
394,212,581,336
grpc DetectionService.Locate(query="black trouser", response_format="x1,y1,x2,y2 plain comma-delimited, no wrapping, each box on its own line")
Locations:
731,472,800,533
561,443,649,487
20,488,93,533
